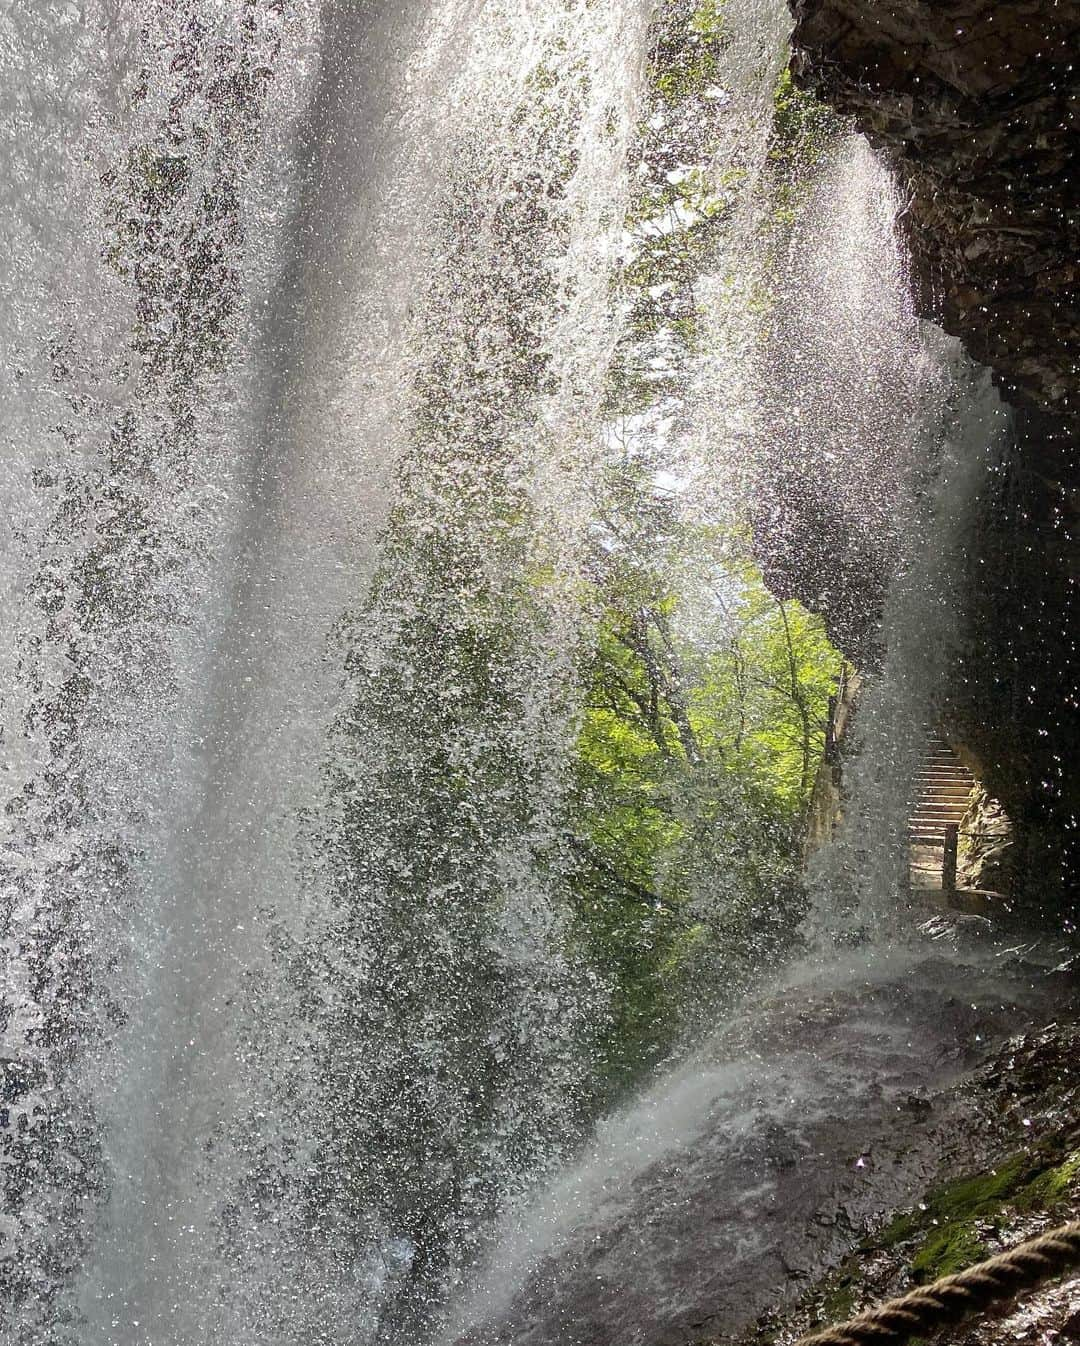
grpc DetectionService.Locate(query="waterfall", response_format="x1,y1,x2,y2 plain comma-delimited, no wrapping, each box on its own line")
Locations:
431,28,1017,1346
4,2,657,1342
0,2,1028,1346
802,362,1009,936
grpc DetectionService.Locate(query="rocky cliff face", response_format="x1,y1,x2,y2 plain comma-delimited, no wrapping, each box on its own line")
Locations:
789,0,1080,421
785,0,1080,914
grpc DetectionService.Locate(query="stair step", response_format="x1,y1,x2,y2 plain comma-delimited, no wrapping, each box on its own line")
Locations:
909,734,978,858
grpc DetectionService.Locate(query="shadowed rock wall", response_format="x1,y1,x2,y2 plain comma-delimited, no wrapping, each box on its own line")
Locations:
789,0,1080,420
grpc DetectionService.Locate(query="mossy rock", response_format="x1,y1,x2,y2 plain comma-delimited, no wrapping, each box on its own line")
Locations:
817,1270,857,1324
1014,1149,1080,1212
874,1142,1080,1283
910,1220,992,1281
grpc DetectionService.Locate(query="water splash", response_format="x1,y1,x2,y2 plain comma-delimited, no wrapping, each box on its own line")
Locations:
1,1,657,1342
804,361,1010,939
0,3,1023,1345
689,126,1012,939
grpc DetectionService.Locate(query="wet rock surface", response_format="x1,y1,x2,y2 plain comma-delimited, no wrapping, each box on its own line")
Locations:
450,931,1080,1346
957,782,1015,893
788,0,1080,423
736,1018,1080,1345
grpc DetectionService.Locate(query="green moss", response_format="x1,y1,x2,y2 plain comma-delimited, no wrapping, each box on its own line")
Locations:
1014,1149,1080,1211
769,67,836,171
876,1211,918,1248
670,314,701,350
689,0,727,39
651,0,730,103
773,1130,1080,1346
871,1144,1080,1283
927,1153,1030,1218
872,1153,1025,1280
910,1222,991,1280
818,1272,857,1324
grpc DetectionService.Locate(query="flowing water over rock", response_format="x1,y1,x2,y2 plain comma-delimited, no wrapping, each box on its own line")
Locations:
446,931,1079,1346
0,3,1052,1346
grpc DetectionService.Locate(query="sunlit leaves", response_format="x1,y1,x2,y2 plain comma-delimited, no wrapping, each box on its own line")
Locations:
565,471,839,1091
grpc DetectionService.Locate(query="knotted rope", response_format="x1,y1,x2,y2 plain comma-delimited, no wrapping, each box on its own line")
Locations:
794,1220,1080,1346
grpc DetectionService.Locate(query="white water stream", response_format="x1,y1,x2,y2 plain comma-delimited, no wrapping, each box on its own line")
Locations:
0,3,1026,1345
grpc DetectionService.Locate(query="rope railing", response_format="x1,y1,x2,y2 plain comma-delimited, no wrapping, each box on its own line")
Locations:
793,1221,1080,1346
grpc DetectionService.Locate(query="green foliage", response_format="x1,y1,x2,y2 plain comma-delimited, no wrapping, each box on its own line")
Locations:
563,468,838,1090
272,4,849,1321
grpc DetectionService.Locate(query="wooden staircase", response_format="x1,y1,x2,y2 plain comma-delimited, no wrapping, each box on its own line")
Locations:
908,734,974,847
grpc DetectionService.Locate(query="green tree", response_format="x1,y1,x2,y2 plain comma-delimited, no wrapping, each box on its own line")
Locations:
564,464,838,1093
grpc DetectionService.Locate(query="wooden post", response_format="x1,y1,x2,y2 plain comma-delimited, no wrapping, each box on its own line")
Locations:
943,823,958,894
824,694,837,764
